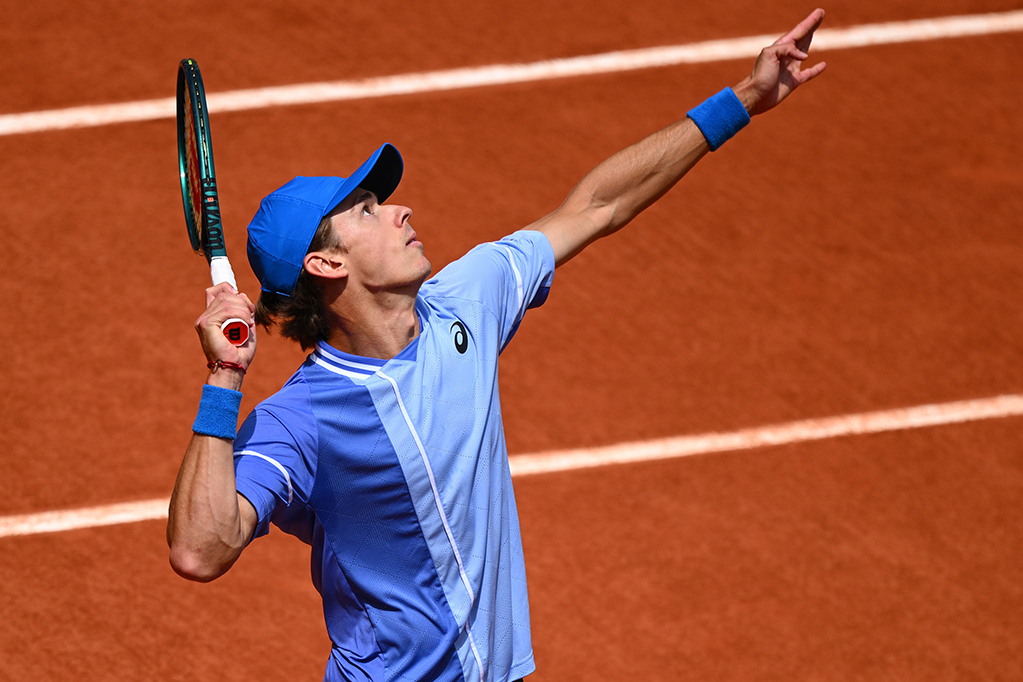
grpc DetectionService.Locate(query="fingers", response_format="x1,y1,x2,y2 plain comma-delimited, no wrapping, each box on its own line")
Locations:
777,42,810,62
203,284,255,321
205,281,237,306
774,8,826,47
796,60,828,85
207,292,254,326
197,288,255,344
240,292,256,317
769,41,825,76
774,41,827,85
194,285,257,380
744,11,827,116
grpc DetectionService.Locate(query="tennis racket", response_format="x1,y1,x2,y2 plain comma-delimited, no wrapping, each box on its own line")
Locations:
176,58,249,346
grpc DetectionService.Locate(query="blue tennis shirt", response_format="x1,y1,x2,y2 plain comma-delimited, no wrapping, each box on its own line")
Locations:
233,230,555,682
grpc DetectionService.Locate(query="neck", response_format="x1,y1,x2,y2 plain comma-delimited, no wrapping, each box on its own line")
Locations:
324,286,421,360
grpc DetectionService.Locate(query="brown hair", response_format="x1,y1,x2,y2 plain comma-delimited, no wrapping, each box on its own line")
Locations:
254,215,344,350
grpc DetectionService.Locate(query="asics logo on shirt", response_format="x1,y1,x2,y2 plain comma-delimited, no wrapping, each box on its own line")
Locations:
450,321,469,354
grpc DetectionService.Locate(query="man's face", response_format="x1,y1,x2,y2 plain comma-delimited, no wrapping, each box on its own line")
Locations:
325,187,431,293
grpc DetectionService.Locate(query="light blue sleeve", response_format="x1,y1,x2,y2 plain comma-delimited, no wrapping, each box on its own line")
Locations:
233,375,319,540
425,230,555,349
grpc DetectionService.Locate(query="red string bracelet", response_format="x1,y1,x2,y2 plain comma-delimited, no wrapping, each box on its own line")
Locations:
207,359,246,374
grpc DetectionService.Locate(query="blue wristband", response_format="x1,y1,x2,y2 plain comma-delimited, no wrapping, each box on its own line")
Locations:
192,384,243,440
687,88,751,151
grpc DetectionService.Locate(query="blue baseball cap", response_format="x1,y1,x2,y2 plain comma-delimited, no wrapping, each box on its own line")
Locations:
246,143,403,296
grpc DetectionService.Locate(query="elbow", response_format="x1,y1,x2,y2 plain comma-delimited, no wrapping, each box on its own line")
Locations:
578,201,632,240
168,543,237,583
166,508,251,582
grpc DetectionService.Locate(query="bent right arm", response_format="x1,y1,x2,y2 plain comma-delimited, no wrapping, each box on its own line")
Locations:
167,283,258,582
167,433,258,582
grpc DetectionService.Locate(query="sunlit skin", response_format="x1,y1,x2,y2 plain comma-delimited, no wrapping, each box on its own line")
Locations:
315,188,431,294
303,188,432,359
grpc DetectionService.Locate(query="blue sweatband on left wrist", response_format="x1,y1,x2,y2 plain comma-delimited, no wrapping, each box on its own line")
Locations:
687,88,751,151
192,384,243,440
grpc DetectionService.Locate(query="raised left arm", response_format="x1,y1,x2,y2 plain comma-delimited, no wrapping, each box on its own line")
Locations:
532,8,827,267
529,114,709,267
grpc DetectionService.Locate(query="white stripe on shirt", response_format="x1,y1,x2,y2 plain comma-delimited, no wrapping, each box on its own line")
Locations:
378,370,487,681
235,450,294,504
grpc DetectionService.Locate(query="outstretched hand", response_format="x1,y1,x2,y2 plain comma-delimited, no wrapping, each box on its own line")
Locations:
734,8,828,116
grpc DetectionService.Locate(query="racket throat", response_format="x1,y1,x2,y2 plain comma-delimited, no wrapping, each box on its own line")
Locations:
202,180,225,253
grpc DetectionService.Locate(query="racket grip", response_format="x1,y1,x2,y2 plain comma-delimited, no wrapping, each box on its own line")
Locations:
221,318,250,346
210,256,238,290
210,256,248,345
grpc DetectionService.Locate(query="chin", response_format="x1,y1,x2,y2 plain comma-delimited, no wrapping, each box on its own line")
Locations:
418,258,433,281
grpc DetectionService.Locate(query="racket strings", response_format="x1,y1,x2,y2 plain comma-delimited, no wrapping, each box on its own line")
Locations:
182,89,205,251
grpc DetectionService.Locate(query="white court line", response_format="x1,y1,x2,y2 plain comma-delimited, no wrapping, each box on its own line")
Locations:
2,393,1023,538
0,499,169,539
1,10,1021,137
509,394,1023,476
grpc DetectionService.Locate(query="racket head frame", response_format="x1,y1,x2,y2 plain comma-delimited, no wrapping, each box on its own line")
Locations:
177,59,226,263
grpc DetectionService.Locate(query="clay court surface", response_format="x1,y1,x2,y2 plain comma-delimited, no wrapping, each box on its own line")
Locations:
2,1,1022,680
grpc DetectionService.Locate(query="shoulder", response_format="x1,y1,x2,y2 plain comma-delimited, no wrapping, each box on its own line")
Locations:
444,230,553,273
423,230,554,299
237,364,317,450
252,366,314,421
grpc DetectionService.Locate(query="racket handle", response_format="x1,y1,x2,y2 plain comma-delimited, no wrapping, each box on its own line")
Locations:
210,256,238,290
210,256,249,346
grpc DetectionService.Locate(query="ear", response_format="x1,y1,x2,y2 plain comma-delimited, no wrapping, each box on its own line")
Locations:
303,250,348,280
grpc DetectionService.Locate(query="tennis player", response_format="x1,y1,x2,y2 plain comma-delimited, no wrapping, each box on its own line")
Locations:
168,9,827,682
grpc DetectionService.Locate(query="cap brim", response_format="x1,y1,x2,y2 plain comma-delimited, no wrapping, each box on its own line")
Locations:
324,143,403,216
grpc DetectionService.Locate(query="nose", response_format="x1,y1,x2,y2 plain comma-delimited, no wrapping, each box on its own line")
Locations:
392,204,412,226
